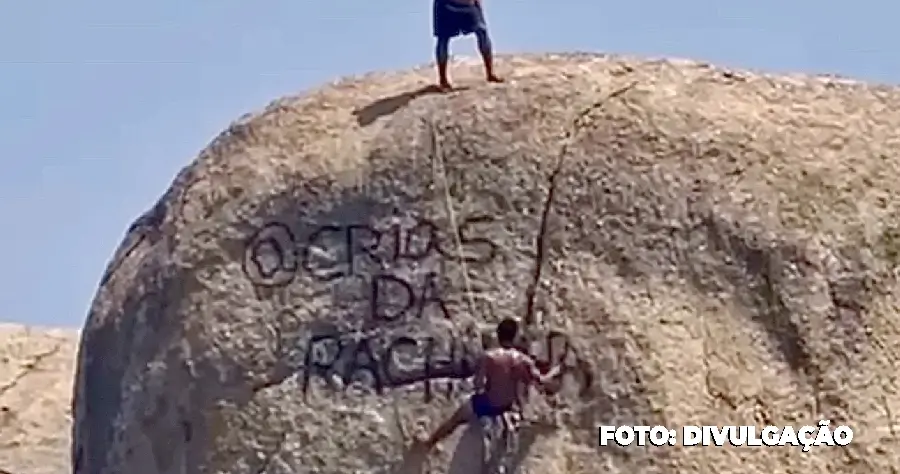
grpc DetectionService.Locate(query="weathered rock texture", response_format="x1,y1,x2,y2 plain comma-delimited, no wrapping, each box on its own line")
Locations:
0,324,77,474
73,53,900,474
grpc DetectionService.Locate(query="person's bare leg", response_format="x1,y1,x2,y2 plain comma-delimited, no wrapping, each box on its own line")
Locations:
475,29,503,83
435,36,452,90
424,400,475,450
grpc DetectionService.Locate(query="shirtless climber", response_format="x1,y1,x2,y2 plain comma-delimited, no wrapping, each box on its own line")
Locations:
417,317,563,451
432,0,504,91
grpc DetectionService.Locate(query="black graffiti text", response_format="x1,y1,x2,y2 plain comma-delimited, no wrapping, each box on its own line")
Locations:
301,215,497,282
299,327,593,402
242,222,299,287
301,330,480,403
369,272,451,323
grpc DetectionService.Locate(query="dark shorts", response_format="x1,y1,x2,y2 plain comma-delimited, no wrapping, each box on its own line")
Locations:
433,0,487,39
470,393,512,418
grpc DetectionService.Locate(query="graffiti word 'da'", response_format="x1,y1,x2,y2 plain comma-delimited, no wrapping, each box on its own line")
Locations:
299,328,593,403
369,272,451,322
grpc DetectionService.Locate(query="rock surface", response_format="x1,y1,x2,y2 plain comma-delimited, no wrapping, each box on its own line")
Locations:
70,53,900,474
0,324,77,474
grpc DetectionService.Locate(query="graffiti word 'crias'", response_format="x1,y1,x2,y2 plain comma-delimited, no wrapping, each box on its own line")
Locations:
243,214,497,287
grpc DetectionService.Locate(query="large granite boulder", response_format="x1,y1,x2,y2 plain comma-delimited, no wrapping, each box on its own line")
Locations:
73,53,900,474
0,324,77,474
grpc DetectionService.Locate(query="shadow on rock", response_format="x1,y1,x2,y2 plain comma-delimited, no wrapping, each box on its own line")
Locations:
448,423,488,474
390,442,429,474
353,85,468,126
444,420,557,474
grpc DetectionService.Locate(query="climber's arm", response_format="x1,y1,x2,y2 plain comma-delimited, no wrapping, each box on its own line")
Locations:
524,355,562,388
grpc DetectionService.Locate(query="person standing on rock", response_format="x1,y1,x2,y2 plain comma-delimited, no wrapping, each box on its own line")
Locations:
416,317,563,452
432,0,504,90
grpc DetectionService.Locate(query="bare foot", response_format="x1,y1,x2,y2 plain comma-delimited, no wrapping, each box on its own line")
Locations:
438,81,453,92
487,74,504,83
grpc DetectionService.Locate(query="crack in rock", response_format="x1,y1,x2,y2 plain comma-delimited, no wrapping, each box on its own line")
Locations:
523,80,638,327
0,343,63,401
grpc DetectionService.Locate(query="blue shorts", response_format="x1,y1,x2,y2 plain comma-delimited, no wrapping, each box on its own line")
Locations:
433,0,487,39
470,393,512,418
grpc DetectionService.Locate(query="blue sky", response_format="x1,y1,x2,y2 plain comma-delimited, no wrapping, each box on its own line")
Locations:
1,1,898,328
